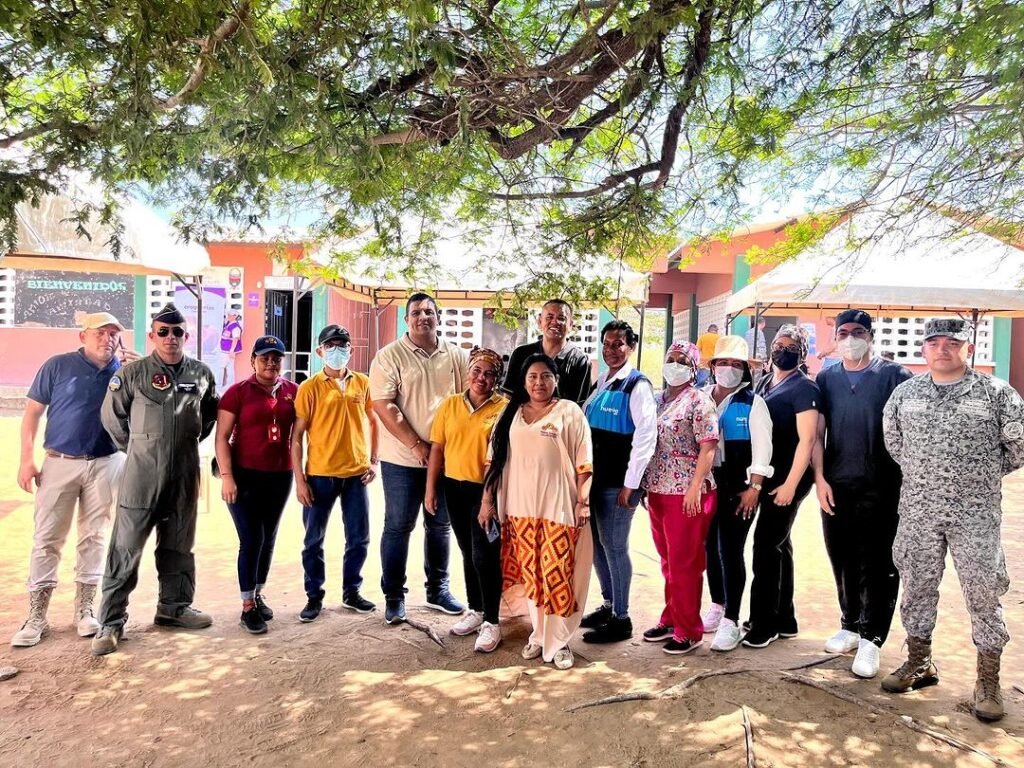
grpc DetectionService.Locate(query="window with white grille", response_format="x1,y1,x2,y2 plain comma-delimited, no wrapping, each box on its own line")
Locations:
0,269,14,326
697,292,730,337
874,315,994,365
440,307,482,351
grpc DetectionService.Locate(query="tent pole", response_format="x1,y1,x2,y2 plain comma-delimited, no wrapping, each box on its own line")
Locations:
291,274,300,380
753,303,762,359
970,308,979,368
637,300,647,371
196,274,203,362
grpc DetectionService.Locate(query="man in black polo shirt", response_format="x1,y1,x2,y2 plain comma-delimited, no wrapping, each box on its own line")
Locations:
502,299,592,406
812,309,912,679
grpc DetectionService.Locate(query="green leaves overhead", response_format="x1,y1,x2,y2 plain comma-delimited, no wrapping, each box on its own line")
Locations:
0,0,1022,299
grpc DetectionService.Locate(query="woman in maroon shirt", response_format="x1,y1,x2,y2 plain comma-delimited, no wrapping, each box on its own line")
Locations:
214,336,298,634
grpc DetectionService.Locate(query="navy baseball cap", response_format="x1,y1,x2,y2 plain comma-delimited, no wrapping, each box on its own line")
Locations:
835,309,872,330
252,335,286,356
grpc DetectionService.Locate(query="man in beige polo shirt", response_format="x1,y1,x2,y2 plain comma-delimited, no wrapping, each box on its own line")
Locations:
370,292,469,624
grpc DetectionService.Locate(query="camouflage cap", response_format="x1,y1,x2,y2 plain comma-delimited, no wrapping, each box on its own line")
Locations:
923,318,971,342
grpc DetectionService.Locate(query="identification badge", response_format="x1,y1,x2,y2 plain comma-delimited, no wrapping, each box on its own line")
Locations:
268,423,281,443
151,373,171,391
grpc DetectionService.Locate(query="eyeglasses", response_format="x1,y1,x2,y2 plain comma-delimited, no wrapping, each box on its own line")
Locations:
772,344,801,354
156,327,185,338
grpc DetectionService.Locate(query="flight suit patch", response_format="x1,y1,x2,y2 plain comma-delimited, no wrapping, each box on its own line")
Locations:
152,374,171,391
177,382,197,393
108,375,122,392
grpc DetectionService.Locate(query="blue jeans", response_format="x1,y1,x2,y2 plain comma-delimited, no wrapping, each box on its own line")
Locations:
591,486,638,618
301,475,370,601
227,467,292,600
380,462,451,600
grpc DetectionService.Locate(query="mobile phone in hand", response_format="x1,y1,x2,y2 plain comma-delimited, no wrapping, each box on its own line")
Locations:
486,517,500,543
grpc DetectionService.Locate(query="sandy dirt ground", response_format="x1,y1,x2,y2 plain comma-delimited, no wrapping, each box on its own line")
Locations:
1,414,1023,767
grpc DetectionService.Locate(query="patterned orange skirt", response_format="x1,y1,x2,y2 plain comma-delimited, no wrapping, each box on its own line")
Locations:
501,516,582,618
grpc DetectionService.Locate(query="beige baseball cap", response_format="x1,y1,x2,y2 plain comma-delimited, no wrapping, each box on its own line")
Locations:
81,312,125,331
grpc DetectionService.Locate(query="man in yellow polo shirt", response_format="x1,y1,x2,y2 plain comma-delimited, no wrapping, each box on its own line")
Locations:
695,323,719,386
292,324,379,621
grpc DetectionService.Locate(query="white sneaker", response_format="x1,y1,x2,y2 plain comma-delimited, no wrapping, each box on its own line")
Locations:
521,642,543,660
851,638,881,679
710,618,742,652
553,648,574,669
450,610,484,636
701,603,725,634
475,622,501,653
824,629,860,654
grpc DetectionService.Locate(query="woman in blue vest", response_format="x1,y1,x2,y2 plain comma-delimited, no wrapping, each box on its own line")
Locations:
579,320,658,643
700,336,774,652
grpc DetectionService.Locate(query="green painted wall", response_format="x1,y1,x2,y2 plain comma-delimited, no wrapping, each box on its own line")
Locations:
596,307,616,375
688,293,699,342
993,317,1011,381
730,253,752,337
132,276,148,353
309,286,329,374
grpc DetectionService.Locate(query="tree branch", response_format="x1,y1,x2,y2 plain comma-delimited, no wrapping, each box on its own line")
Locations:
151,1,252,112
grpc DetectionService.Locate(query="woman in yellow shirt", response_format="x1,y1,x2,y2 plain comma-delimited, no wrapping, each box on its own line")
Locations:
425,347,508,651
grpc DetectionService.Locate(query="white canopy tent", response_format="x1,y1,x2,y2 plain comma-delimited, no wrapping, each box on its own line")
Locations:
726,206,1024,318
1,182,209,276
306,218,650,307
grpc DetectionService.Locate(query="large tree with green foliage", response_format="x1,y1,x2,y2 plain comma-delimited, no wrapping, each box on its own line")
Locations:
2,0,1022,295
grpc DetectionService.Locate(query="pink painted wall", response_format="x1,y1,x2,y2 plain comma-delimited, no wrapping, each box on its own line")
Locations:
0,328,137,387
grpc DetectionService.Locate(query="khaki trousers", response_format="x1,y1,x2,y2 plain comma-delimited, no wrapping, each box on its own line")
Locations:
29,453,125,590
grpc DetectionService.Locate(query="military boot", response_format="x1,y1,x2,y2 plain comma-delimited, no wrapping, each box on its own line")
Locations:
973,651,1004,723
154,604,213,629
881,636,939,693
74,582,101,638
91,624,123,656
10,587,54,647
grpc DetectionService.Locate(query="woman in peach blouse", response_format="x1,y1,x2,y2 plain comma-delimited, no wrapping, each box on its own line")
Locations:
481,353,593,670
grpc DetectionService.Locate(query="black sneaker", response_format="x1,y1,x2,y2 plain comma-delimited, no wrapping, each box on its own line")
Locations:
384,599,406,625
663,638,703,655
643,624,674,642
580,603,613,629
254,594,274,621
299,598,322,623
778,617,799,638
240,607,268,635
342,593,377,614
742,627,779,648
583,616,633,644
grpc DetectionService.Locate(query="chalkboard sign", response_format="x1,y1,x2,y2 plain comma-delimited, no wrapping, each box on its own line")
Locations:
15,270,135,328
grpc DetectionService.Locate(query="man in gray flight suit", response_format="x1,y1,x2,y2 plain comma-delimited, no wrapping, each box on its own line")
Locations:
881,318,1024,722
92,303,219,655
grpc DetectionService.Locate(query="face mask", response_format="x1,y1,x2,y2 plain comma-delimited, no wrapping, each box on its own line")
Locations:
714,365,744,389
771,348,800,371
662,362,694,386
837,336,870,361
322,346,351,370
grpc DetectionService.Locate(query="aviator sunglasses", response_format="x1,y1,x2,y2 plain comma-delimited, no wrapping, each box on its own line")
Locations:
156,327,186,337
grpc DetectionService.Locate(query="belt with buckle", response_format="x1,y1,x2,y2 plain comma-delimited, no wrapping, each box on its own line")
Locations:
45,450,97,461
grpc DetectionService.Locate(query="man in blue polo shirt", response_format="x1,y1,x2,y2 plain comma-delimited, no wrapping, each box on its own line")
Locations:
12,312,135,648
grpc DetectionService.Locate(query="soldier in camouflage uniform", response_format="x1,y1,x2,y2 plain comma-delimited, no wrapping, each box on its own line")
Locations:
881,318,1024,722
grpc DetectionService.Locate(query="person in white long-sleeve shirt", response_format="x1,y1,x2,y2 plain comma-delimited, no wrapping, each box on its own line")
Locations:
700,336,774,652
578,320,658,643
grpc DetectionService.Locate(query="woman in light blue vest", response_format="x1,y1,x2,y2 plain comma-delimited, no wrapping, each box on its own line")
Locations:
579,320,658,644
700,336,774,652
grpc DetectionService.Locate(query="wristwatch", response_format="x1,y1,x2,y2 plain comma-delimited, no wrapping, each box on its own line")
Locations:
748,481,763,491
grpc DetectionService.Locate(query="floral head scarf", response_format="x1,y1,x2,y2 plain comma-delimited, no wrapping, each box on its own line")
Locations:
666,340,700,369
469,346,505,381
774,323,809,358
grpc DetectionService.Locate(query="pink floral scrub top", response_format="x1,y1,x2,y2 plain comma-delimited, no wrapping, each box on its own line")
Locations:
643,385,719,495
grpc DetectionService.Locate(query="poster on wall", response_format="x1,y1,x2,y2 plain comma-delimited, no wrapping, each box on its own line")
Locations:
14,270,134,328
173,284,227,358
